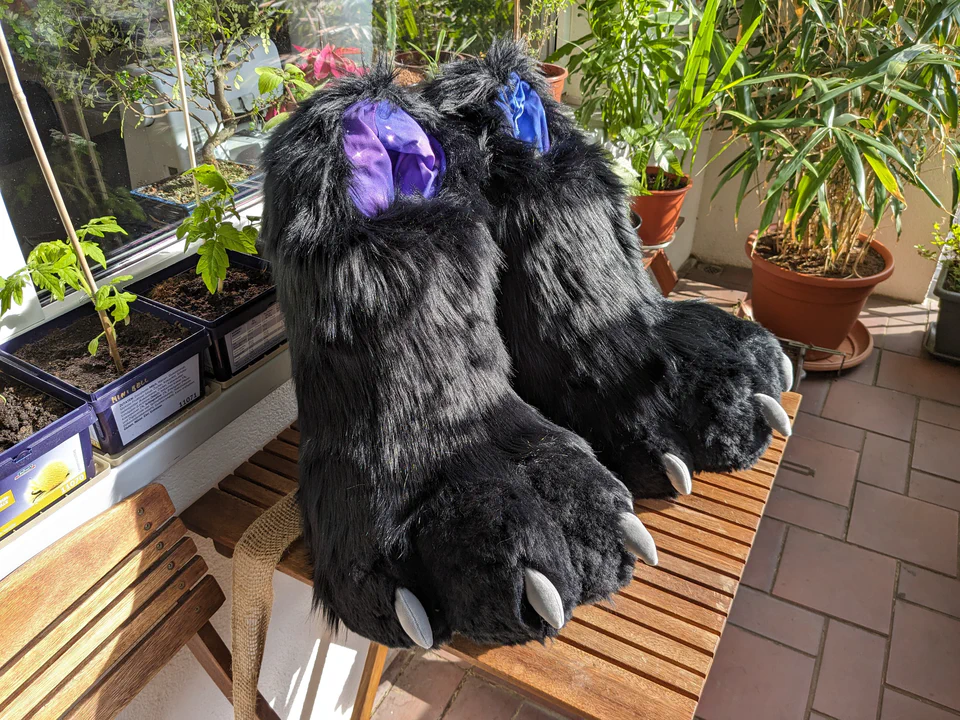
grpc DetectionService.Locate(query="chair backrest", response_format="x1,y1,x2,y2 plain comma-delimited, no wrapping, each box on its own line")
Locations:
0,483,225,720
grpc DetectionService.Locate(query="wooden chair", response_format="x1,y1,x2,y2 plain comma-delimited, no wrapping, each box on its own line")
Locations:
0,483,278,720
182,391,801,720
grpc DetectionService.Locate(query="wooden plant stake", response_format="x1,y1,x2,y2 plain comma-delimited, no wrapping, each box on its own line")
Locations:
0,22,125,373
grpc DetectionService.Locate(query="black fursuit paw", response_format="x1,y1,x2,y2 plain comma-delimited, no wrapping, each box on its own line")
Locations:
425,40,793,500
260,64,655,648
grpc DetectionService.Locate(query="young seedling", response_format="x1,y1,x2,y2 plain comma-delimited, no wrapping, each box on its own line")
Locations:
917,222,960,292
0,217,135,369
176,165,259,294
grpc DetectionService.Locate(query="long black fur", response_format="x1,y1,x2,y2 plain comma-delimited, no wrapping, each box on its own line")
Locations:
425,41,788,498
260,65,638,647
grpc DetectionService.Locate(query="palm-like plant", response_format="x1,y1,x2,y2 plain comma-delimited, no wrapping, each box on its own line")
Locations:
554,0,760,192
714,0,960,276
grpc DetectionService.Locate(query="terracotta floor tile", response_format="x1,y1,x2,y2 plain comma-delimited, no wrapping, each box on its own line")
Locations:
883,324,928,357
877,351,960,406
898,564,960,620
773,528,897,633
372,651,466,720
842,348,881,385
847,483,958,575
812,620,887,720
863,299,930,324
374,651,414,712
514,703,573,720
919,399,960,430
697,626,815,720
822,380,917,440
741,517,787,592
727,586,824,654
887,601,960,712
765,487,848,538
793,412,865,451
858,432,911,493
881,688,960,720
797,377,832,415
913,422,960,482
862,314,889,349
443,676,522,720
778,435,860,505
910,470,960,513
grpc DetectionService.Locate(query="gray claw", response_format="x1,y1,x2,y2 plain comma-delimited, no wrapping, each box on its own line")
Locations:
524,568,565,630
663,453,692,495
395,587,433,649
781,351,794,391
620,513,658,566
755,393,792,437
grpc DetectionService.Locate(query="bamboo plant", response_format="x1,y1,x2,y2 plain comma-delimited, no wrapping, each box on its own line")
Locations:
713,0,960,277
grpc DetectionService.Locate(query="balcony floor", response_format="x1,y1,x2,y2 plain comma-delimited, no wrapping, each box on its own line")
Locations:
370,263,960,720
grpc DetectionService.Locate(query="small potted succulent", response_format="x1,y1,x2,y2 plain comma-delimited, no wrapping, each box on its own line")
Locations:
714,0,959,351
554,0,757,246
917,221,960,359
0,218,210,455
0,365,96,540
129,166,287,382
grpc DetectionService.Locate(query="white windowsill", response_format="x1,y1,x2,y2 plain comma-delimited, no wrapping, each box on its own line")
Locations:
0,344,291,581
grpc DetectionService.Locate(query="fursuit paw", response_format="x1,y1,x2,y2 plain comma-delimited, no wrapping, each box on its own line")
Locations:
621,300,793,493
400,419,657,648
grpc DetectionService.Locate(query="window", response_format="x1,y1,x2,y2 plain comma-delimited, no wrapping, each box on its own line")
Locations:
0,0,376,282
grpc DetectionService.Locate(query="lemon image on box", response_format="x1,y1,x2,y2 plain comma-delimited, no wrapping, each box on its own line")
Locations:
27,461,71,504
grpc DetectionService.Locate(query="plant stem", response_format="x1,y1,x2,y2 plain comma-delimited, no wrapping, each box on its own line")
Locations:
0,22,125,374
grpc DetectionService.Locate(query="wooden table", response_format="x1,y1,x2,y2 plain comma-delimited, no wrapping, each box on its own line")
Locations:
183,392,800,720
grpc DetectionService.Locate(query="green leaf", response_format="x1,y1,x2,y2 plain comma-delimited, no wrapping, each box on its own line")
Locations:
87,334,101,356
256,67,283,96
80,241,107,269
263,112,291,131
196,241,229,294
864,149,905,202
186,165,231,194
835,131,867,206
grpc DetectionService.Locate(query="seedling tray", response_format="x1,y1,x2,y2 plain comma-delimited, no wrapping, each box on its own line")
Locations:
0,303,210,455
0,366,96,540
130,252,286,381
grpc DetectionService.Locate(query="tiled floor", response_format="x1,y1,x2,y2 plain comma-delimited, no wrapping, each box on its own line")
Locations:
369,263,960,720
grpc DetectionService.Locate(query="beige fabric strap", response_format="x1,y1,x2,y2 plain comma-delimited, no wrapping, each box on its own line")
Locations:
232,489,303,720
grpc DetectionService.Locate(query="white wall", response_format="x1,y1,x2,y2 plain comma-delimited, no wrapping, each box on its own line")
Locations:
118,381,374,720
690,132,950,302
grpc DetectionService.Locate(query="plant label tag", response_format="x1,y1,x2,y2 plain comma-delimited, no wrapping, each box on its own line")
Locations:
111,356,201,445
0,433,88,539
224,302,286,373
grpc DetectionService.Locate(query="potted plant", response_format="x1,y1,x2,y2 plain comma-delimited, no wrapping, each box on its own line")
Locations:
256,44,364,130
0,218,210,455
553,0,759,246
11,0,284,206
129,165,287,382
515,0,575,102
0,366,97,540
713,0,960,351
394,30,477,85
918,221,960,359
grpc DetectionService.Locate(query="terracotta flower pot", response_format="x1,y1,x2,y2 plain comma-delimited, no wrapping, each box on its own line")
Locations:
746,232,895,350
629,169,692,247
540,62,568,102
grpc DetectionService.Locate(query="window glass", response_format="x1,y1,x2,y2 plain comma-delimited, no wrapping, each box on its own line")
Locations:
0,0,314,267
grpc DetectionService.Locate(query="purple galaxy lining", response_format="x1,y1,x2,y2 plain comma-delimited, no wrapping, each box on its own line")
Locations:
343,100,446,217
